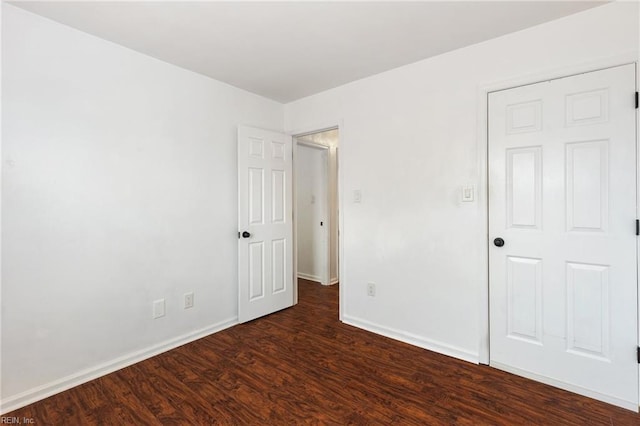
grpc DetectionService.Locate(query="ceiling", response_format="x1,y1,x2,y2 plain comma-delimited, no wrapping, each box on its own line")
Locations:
10,1,607,103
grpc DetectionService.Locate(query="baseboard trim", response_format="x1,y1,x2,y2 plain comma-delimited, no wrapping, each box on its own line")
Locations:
329,278,339,285
0,317,238,415
491,361,639,412
342,314,478,364
297,272,322,283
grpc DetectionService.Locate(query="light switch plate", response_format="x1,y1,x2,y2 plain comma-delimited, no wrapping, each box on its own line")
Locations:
462,185,475,202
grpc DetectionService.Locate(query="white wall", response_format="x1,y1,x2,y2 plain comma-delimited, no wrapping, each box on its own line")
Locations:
285,2,639,362
1,4,283,412
296,145,328,282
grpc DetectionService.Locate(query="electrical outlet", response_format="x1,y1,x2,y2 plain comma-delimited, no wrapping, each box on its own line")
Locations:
367,282,376,297
153,299,165,319
184,292,194,309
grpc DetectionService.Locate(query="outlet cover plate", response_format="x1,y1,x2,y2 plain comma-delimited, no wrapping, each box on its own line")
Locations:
184,292,194,309
367,282,376,297
153,299,165,319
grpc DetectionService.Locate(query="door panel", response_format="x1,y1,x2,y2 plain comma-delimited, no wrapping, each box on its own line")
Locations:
238,126,293,323
566,140,608,231
506,146,542,229
566,262,609,358
489,64,638,409
506,255,542,344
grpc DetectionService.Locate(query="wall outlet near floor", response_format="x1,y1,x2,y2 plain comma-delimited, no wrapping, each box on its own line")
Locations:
153,299,165,319
367,282,376,297
184,292,194,309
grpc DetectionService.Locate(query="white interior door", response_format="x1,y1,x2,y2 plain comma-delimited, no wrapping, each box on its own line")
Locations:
488,64,638,410
238,126,293,323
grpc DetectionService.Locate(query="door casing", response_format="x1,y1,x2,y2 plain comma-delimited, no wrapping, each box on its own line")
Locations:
487,64,637,409
290,122,344,320
478,51,639,406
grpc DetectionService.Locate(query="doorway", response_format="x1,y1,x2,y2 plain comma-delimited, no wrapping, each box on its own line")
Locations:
237,125,341,323
294,129,340,288
487,64,638,409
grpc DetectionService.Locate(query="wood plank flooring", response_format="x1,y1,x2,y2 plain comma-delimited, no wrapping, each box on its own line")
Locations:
5,279,640,424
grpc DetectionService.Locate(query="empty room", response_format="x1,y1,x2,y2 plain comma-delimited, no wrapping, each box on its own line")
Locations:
1,1,640,424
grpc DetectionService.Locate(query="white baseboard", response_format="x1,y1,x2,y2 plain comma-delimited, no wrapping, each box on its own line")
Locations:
0,317,238,415
342,314,478,364
491,361,639,412
297,272,321,283
297,273,338,286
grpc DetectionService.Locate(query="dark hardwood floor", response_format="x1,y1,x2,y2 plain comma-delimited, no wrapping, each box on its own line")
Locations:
5,279,640,424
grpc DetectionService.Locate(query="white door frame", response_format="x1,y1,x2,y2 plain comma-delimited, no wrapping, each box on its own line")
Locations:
289,121,344,321
296,139,331,285
477,51,639,366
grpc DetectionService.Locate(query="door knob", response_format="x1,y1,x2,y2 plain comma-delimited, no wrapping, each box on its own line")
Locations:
242,231,251,238
494,237,505,247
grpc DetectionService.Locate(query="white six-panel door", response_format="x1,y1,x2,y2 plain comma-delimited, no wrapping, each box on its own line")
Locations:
238,126,293,323
488,64,638,409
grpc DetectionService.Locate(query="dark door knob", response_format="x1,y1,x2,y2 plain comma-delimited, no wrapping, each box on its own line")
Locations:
242,231,251,238
494,237,505,247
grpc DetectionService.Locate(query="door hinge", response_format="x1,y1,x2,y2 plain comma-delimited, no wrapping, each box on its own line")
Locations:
636,91,639,109
637,347,640,364
238,231,240,239
636,220,639,236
